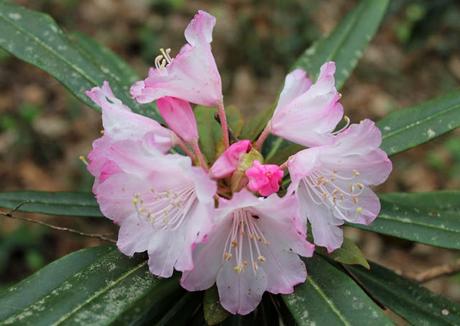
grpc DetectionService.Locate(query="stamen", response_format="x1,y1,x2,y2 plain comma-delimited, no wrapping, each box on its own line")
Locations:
154,48,173,69
79,156,88,165
332,116,351,135
132,183,196,231
222,209,269,274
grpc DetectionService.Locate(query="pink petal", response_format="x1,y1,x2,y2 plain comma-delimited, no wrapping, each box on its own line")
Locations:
274,68,312,115
270,61,343,147
184,10,216,46
157,97,198,144
86,81,174,151
246,161,284,196
130,11,222,107
210,140,251,178
216,262,268,315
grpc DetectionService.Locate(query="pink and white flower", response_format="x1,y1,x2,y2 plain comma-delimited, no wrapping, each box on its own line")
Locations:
257,62,344,149
246,160,284,196
287,119,392,252
94,145,216,277
130,10,222,107
181,190,314,315
85,81,176,190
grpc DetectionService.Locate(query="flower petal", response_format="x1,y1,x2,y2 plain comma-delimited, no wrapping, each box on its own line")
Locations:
184,10,216,46
274,68,312,115
216,263,268,315
157,97,199,144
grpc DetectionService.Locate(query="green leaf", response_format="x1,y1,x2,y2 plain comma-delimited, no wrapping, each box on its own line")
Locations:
0,2,160,120
351,191,460,250
349,262,460,325
203,286,230,325
0,191,102,217
70,32,139,85
195,106,221,163
322,238,370,269
282,255,391,325
0,246,181,325
259,0,389,158
155,293,201,326
295,0,389,89
379,91,460,155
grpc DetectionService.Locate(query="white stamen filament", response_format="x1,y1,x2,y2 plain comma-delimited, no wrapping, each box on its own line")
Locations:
222,209,269,274
154,48,173,69
301,167,366,220
332,116,351,135
132,183,196,230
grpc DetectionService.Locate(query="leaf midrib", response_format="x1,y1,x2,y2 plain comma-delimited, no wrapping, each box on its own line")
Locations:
380,102,460,141
0,7,100,88
307,278,352,325
376,213,460,234
351,268,458,325
52,261,148,325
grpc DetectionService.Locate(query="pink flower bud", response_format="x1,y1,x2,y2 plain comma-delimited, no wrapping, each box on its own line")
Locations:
157,97,198,144
210,140,251,178
246,160,284,196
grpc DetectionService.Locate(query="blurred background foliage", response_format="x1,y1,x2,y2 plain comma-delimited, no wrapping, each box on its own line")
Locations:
1,0,460,300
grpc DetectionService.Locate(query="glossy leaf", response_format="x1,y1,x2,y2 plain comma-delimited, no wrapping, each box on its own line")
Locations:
0,2,160,120
0,191,102,217
352,192,460,249
379,91,460,155
0,246,181,325
323,238,370,269
195,106,244,162
155,293,201,326
282,255,391,325
295,0,389,89
70,32,139,85
349,261,460,325
255,0,389,157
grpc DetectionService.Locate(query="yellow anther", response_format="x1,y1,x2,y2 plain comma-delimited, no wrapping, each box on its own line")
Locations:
231,240,238,248
257,255,266,262
352,169,360,176
224,252,232,261
356,207,363,214
132,197,139,205
79,156,88,165
100,129,104,135
233,264,243,273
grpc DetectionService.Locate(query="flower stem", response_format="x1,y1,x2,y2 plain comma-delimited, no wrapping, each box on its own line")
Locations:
176,136,196,161
254,123,271,151
218,102,230,149
192,141,209,171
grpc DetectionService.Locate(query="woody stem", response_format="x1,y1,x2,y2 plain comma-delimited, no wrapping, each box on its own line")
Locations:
192,141,209,171
255,124,271,151
218,102,230,149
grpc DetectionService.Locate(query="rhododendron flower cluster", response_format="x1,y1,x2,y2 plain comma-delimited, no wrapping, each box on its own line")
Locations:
85,10,392,315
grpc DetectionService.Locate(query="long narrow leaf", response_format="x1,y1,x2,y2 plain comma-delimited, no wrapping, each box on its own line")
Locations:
352,192,460,250
0,246,181,325
0,2,159,120
349,262,460,325
379,91,460,155
0,191,102,217
250,0,389,156
282,255,391,325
